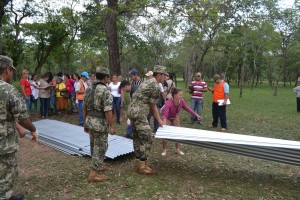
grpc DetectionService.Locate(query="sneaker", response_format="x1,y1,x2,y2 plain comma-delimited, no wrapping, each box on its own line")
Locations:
220,128,226,131
161,149,167,156
175,150,185,155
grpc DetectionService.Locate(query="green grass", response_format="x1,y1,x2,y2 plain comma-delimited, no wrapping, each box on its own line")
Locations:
15,81,300,200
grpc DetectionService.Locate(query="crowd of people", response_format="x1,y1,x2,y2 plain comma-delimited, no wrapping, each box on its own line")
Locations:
0,53,231,199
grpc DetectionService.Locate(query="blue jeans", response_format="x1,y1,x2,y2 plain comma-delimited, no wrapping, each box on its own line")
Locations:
50,91,57,113
191,98,203,120
112,97,121,123
24,97,30,110
40,98,50,118
78,100,84,125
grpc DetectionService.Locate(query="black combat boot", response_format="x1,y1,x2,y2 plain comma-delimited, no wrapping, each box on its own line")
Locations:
9,194,24,200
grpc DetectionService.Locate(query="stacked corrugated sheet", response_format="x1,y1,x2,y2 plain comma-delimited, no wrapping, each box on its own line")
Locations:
155,125,300,166
26,119,134,159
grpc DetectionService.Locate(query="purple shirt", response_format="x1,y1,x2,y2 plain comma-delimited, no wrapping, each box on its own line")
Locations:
161,98,198,119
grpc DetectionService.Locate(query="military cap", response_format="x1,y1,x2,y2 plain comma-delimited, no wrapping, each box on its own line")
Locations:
0,55,16,71
96,67,110,75
153,65,168,75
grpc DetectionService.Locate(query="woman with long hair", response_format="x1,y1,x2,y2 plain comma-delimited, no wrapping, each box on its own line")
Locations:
108,74,121,124
160,87,201,156
19,70,31,109
36,72,52,119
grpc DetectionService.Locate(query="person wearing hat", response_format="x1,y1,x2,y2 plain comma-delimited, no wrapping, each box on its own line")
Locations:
145,71,153,79
128,65,167,175
128,69,143,98
0,55,38,200
293,80,300,112
75,71,89,126
188,72,207,124
208,74,230,131
83,67,116,182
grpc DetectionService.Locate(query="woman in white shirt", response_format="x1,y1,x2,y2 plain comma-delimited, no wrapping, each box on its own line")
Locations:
108,74,121,124
29,74,39,113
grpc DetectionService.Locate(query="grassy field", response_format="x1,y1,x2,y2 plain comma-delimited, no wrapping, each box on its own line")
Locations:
15,81,300,200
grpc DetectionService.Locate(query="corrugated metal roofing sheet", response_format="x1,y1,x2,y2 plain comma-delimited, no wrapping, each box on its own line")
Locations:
27,119,134,159
155,125,300,166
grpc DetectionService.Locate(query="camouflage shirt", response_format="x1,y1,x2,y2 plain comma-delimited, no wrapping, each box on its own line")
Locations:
128,77,160,120
0,78,28,155
83,81,113,132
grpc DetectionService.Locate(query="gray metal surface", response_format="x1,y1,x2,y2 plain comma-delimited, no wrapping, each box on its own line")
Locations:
27,119,134,159
155,125,300,166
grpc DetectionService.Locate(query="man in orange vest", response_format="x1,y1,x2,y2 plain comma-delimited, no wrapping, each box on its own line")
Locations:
208,74,229,131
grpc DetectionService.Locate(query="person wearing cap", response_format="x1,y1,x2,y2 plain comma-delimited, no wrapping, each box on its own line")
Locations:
75,71,89,126
83,67,116,182
128,69,143,98
293,80,300,112
145,71,153,79
208,74,230,131
128,65,167,175
0,55,38,200
188,72,207,124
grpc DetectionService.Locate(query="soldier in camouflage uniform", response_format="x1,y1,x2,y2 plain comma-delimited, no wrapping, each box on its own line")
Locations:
0,55,38,200
83,67,116,182
128,65,168,175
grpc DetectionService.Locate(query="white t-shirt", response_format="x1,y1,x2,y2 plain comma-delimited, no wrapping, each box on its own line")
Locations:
109,82,121,97
75,80,88,92
30,80,39,99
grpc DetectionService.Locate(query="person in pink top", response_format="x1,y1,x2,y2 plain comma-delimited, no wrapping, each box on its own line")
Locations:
160,88,201,156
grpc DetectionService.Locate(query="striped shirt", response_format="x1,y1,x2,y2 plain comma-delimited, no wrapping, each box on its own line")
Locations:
190,80,207,100
130,79,143,98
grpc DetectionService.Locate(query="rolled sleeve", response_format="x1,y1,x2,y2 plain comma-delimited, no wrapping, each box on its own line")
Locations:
10,88,29,121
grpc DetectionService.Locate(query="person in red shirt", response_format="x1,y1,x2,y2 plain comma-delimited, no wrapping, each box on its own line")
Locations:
19,70,31,109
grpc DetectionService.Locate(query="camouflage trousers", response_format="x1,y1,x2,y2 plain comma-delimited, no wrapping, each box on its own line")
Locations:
130,118,153,160
0,153,18,200
89,130,108,172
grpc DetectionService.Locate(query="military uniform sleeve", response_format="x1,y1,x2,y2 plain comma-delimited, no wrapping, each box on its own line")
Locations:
9,87,28,121
103,88,113,112
149,82,160,104
83,87,91,109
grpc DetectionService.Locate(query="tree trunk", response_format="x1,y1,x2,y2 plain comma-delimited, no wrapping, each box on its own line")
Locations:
105,0,121,75
239,47,247,98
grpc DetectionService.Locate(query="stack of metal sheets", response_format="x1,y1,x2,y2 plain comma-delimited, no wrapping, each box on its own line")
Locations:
155,125,300,166
26,119,134,159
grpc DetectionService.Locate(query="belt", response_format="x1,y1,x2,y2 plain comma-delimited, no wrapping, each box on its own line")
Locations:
88,111,105,118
